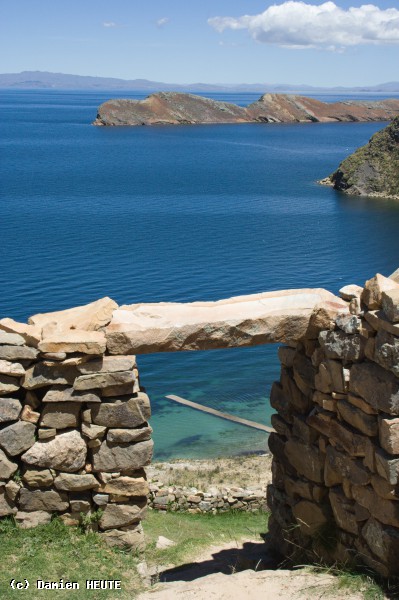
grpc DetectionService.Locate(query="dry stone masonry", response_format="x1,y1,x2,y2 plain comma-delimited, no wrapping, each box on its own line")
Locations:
2,278,399,579
0,298,153,550
268,271,399,578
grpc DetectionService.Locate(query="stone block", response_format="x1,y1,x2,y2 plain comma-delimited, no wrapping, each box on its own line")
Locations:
77,355,136,374
292,352,316,391
336,400,378,436
270,414,291,438
42,386,100,404
284,476,313,501
40,402,80,429
352,484,399,527
335,314,361,334
29,296,118,331
313,391,336,412
99,501,146,530
0,398,22,423
314,362,332,394
306,301,348,339
347,393,377,415
374,329,399,378
22,430,87,473
99,476,149,497
280,368,311,413
292,415,319,444
23,363,79,390
38,330,106,355
0,375,20,396
19,488,68,512
269,381,293,422
361,273,399,310
91,439,153,473
339,284,363,301
74,370,134,391
81,423,106,440
38,428,56,440
277,346,296,368
0,359,25,376
307,408,367,457
54,473,99,491
319,330,365,362
0,448,18,479
0,421,36,456
0,345,39,362
20,405,40,424
0,318,41,347
15,511,52,528
350,361,399,415
107,426,152,444
292,500,329,535
362,517,399,572
379,416,399,455
284,438,325,483
329,488,358,534
370,474,399,501
381,288,399,323
375,447,399,484
0,490,17,517
91,393,151,428
327,360,347,393
100,524,145,550
101,381,139,397
326,445,370,486
22,468,54,489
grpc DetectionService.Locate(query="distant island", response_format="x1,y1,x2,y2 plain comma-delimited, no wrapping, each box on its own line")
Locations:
323,116,399,200
2,71,399,94
93,92,399,127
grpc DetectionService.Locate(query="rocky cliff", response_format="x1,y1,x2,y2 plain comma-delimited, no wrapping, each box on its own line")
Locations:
93,92,399,127
327,116,399,199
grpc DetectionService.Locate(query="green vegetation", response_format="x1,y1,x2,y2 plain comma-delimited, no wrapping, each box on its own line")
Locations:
0,511,267,600
330,116,399,198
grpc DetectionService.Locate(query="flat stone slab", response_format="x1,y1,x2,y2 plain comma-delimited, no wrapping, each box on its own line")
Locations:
106,289,344,354
29,297,118,331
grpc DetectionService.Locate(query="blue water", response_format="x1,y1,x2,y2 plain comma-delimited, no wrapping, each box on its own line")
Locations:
2,89,399,460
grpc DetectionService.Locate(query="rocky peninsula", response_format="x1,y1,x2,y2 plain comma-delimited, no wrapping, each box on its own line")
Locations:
325,115,399,199
93,92,399,127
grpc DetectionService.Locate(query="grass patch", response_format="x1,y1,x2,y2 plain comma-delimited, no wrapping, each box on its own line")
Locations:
0,511,268,600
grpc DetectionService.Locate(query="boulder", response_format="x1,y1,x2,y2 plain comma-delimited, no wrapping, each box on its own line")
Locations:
0,398,22,423
28,297,118,331
100,524,145,550
339,284,363,301
22,430,87,472
350,361,399,414
292,500,329,535
91,393,151,428
382,289,399,323
319,330,365,362
374,329,399,377
38,330,106,355
0,490,17,517
91,439,153,472
0,421,36,456
329,488,358,534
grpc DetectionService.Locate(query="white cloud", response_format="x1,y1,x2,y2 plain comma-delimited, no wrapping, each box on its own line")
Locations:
156,17,169,28
103,21,117,28
208,2,399,50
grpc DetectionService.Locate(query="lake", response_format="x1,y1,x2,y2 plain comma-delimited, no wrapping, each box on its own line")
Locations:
1,89,399,459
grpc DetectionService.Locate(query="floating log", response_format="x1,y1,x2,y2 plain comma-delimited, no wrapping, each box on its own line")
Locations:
165,394,274,433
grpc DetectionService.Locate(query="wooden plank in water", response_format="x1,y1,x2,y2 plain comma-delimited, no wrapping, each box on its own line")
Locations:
165,394,275,433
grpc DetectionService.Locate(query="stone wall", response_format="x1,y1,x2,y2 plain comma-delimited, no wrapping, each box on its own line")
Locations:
268,272,399,578
0,303,153,550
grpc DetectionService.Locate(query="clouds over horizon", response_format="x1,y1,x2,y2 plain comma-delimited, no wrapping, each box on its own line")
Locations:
208,1,399,51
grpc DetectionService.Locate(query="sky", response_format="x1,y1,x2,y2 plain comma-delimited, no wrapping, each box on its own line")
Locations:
1,0,398,86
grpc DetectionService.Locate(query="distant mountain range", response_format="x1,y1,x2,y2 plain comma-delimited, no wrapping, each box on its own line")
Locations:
1,71,399,93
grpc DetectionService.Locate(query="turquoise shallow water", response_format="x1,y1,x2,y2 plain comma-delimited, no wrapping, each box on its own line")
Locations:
2,89,399,459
